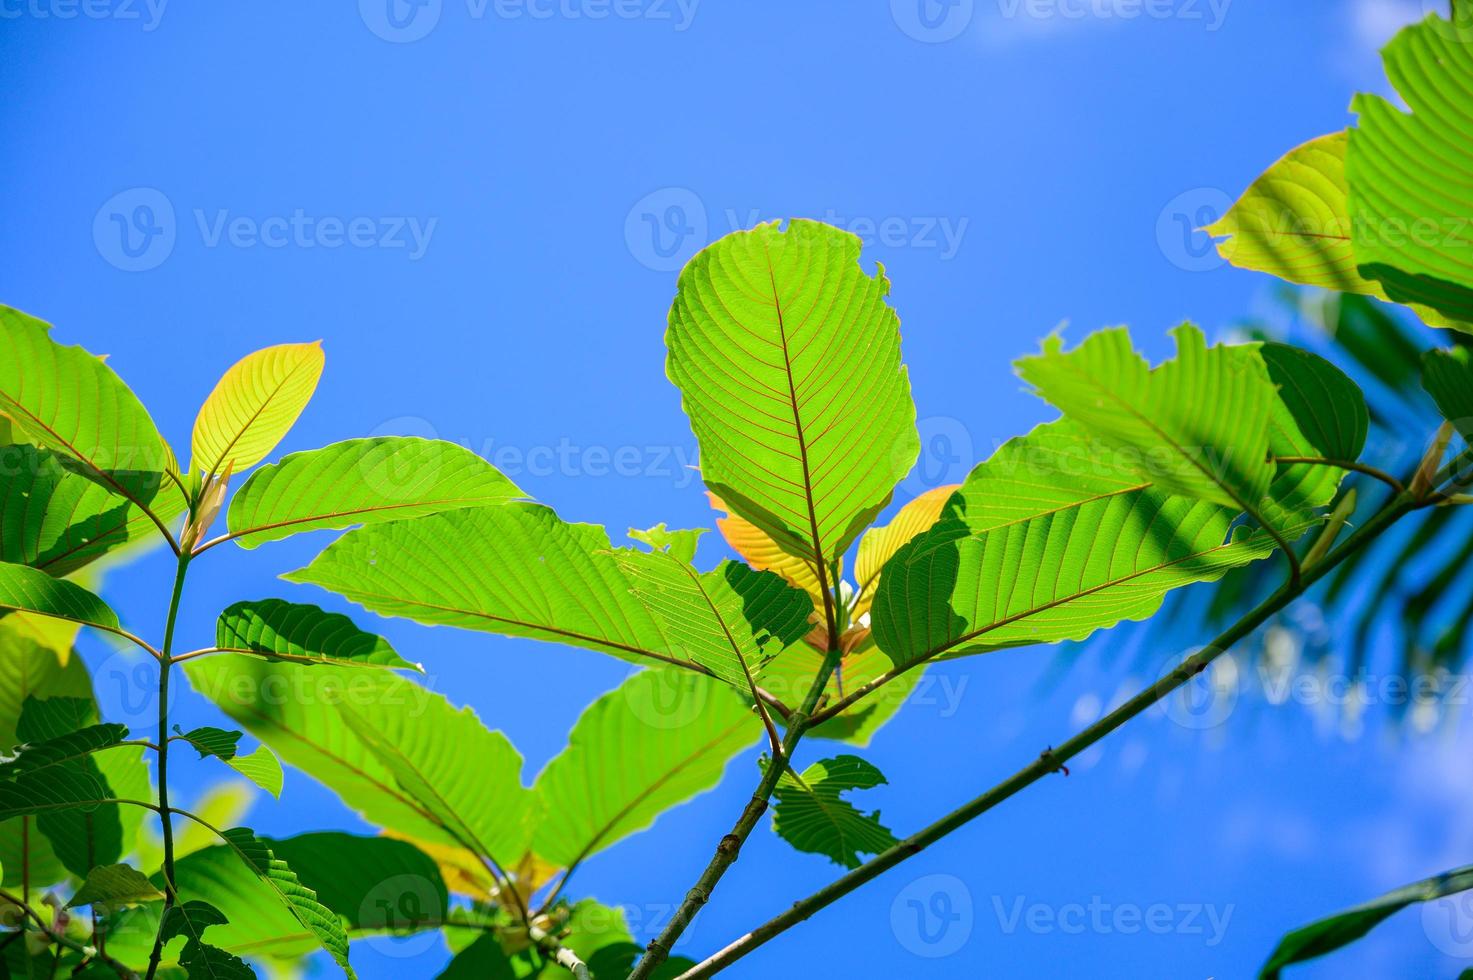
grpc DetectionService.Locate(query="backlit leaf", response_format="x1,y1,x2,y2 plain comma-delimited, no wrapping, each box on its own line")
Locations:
1422,347,1473,443
173,726,283,798
224,437,523,549
707,492,824,602
191,342,324,477
67,863,163,908
0,560,123,638
852,484,960,621
667,220,919,573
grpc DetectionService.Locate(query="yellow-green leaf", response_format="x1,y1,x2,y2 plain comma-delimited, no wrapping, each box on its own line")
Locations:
191,342,324,476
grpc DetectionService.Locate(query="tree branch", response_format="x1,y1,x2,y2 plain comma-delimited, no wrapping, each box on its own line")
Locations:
676,493,1421,977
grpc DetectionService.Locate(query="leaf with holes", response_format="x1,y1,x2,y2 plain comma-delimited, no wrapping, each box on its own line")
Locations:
174,726,283,798
766,755,897,869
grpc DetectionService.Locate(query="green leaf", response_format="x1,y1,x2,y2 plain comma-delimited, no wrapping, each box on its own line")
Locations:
173,727,284,798
160,901,255,980
1260,863,1473,978
224,437,523,549
1204,133,1465,330
1348,15,1473,329
766,755,897,869
438,934,519,980
190,342,324,476
1258,341,1370,516
185,656,537,869
286,503,695,672
666,220,920,568
1422,346,1473,442
0,305,178,516
614,553,813,692
0,560,123,637
215,599,420,671
215,827,354,977
67,863,163,908
533,669,757,868
0,445,182,576
871,417,1287,668
628,523,706,565
1016,325,1302,529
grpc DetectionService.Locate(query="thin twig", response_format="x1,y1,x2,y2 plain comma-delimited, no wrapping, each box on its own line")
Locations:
0,889,138,979
1271,456,1407,495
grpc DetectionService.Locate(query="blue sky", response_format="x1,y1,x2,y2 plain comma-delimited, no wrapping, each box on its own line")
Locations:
2,1,1469,976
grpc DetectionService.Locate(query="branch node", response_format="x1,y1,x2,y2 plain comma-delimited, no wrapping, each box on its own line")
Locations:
1040,747,1070,777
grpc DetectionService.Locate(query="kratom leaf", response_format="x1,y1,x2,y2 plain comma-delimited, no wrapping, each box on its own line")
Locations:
1016,325,1317,533
852,483,960,621
215,599,420,671
1347,15,1473,328
0,305,178,518
754,638,920,746
1260,863,1473,978
0,560,123,637
224,437,523,549
628,524,706,565
614,554,813,692
1259,342,1370,517
173,727,283,798
708,492,825,602
191,342,324,476
0,445,183,576
766,755,897,869
185,656,538,867
667,220,920,572
871,418,1289,669
179,939,256,980
438,934,519,980
1423,347,1473,442
533,669,757,868
159,900,230,946
129,835,449,965
1204,133,1464,330
215,827,354,977
286,503,698,672
67,863,162,908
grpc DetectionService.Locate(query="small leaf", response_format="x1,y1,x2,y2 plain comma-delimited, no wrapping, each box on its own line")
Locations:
160,901,256,980
67,863,163,908
224,437,523,549
191,342,325,476
628,523,706,565
216,599,420,671
159,900,229,946
173,726,284,798
767,755,897,869
1260,863,1473,977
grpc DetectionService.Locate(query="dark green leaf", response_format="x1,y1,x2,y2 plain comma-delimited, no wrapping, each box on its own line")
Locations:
767,755,897,869
215,599,420,671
